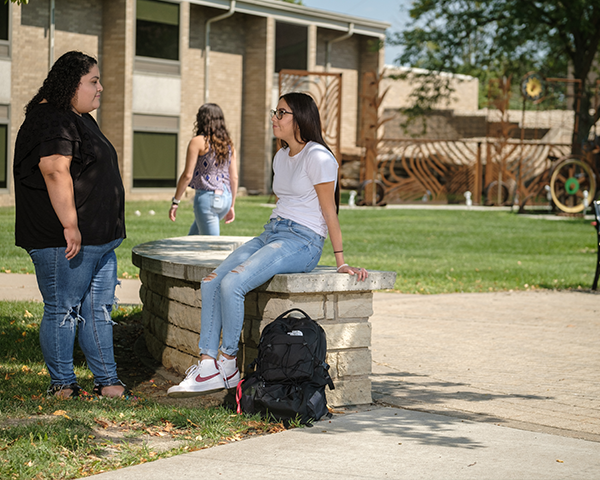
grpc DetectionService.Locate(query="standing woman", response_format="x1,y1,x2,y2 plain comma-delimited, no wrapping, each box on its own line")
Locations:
169,104,238,235
13,51,127,399
168,92,367,397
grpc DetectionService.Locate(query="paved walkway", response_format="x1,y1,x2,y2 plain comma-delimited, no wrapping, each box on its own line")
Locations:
2,273,599,479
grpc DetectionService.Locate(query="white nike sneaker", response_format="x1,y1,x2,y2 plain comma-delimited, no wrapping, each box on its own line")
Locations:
167,358,226,398
217,355,240,389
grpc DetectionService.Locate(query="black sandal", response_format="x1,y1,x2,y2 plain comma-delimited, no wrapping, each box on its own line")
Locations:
47,383,82,399
93,382,133,399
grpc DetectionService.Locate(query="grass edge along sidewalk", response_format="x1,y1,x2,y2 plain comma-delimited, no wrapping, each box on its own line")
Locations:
1,197,597,294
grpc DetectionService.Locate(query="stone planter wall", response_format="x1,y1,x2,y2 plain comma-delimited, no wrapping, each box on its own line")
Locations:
132,236,396,407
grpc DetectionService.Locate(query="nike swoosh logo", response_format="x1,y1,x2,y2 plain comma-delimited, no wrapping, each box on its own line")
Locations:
195,372,220,383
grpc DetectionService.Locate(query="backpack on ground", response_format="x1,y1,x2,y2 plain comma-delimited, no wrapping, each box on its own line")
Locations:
236,308,335,425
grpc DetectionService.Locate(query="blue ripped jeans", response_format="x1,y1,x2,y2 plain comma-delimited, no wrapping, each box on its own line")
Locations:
189,187,232,236
29,238,123,387
199,217,325,359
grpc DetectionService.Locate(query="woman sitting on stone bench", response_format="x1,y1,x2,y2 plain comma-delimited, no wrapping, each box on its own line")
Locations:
167,92,368,397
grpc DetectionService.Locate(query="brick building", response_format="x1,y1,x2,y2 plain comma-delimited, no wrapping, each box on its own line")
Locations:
0,0,388,205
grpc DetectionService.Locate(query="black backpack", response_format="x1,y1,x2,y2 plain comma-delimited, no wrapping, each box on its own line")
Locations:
236,308,335,425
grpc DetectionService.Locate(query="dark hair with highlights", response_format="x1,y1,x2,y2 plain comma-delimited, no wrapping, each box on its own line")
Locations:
279,92,339,210
25,51,98,116
279,92,334,156
194,104,233,165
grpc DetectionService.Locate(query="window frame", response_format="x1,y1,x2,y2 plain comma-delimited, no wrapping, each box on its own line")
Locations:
132,113,179,191
134,0,181,68
0,105,10,191
0,0,11,58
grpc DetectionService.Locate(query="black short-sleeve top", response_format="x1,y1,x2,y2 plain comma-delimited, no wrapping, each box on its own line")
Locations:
13,103,126,250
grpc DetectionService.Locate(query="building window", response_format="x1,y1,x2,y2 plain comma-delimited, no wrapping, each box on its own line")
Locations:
136,0,179,61
275,22,307,72
0,1,8,42
133,131,177,188
0,124,7,189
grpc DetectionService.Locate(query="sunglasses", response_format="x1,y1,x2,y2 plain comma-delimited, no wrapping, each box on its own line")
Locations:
270,108,293,120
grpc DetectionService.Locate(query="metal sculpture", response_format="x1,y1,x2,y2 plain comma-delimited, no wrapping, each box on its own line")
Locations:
357,70,599,213
278,70,343,164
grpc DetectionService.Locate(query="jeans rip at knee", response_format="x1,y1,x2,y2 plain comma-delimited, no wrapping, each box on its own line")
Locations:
60,304,84,330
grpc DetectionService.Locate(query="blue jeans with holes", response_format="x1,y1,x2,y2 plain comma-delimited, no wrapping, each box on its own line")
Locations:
29,238,123,387
199,217,325,359
189,187,232,236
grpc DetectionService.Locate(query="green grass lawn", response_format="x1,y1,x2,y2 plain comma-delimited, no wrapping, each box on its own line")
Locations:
0,301,277,479
1,196,597,293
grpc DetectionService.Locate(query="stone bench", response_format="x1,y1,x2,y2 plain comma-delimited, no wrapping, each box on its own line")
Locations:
132,236,396,407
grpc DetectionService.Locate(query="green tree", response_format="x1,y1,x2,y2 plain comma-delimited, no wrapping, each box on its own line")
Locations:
390,0,600,152
279,0,304,4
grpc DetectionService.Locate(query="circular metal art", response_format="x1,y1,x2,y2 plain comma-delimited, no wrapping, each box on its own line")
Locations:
550,156,596,213
485,180,511,206
356,179,386,206
521,73,545,102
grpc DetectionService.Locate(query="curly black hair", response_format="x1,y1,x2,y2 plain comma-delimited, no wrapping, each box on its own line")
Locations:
25,51,97,116
194,103,233,166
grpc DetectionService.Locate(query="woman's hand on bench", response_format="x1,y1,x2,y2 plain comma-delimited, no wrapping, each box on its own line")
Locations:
337,264,368,281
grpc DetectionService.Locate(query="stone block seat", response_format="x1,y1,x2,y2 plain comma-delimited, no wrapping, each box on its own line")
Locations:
132,236,396,407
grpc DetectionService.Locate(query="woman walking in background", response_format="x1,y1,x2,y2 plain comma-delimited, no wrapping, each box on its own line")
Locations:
169,104,238,235
13,51,128,399
167,92,367,397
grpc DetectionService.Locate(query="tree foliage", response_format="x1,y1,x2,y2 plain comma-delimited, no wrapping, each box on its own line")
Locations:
390,0,600,151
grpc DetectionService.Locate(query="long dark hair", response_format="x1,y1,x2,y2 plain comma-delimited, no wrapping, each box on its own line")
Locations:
194,103,233,165
25,51,97,116
279,92,339,210
279,92,334,156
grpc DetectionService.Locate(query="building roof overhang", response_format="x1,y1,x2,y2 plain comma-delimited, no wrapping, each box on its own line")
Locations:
186,0,390,38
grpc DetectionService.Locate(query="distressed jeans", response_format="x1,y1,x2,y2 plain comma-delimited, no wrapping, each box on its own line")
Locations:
29,238,123,387
199,217,325,359
189,187,233,236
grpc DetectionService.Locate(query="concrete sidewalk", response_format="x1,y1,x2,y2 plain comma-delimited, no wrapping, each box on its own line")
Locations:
2,273,599,479
0,272,141,304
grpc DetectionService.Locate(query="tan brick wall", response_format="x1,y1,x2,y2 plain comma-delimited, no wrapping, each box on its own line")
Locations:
380,67,479,112
180,2,207,193
307,24,316,71
139,268,376,406
206,14,244,164
241,15,274,193
358,35,384,146
10,2,51,156
5,0,105,206
180,6,245,194
4,1,386,203
316,30,361,149
54,0,102,62
101,0,134,192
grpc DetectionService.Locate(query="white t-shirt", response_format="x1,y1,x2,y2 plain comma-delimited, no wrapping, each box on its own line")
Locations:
270,141,338,237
